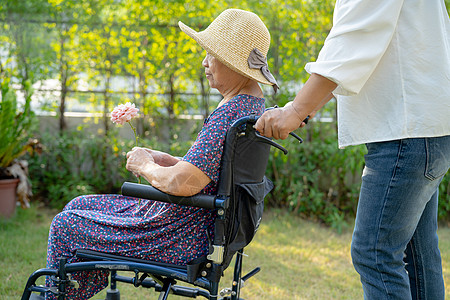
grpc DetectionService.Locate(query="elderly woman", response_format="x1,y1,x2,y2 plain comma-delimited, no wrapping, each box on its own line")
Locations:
44,9,278,299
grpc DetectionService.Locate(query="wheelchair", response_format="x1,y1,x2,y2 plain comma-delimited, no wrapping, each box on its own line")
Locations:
22,115,301,300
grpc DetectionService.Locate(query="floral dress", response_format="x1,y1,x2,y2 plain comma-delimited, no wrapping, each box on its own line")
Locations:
45,94,265,299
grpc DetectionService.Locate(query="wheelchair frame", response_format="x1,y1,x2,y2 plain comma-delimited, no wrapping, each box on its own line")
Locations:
22,115,297,300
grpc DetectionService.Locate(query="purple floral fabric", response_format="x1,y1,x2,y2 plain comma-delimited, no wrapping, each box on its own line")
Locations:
45,94,265,299
183,94,265,191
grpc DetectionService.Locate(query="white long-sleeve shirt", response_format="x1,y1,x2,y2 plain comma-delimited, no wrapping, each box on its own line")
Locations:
305,0,450,148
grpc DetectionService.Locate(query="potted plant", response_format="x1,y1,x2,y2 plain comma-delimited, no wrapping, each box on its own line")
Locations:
0,78,36,218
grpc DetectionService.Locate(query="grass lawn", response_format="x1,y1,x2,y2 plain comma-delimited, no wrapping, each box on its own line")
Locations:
2,206,450,299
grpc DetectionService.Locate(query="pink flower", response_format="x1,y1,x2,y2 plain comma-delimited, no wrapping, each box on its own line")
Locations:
111,102,141,188
111,102,139,125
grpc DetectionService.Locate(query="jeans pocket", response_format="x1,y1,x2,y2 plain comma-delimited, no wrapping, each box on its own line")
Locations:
424,137,450,181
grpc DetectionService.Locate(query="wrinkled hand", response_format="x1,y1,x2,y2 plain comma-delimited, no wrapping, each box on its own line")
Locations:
126,147,155,178
254,105,303,140
141,148,178,167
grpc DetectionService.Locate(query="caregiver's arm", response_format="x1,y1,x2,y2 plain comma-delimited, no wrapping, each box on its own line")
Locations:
126,147,211,197
255,73,337,139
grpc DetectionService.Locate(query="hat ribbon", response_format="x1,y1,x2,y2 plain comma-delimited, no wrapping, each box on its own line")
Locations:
248,48,279,92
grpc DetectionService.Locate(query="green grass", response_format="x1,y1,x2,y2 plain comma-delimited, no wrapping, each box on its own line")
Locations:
2,206,450,299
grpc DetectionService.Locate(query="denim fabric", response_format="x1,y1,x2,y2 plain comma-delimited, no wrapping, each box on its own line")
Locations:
351,135,450,300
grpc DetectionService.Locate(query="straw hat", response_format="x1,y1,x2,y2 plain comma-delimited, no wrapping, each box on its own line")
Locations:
179,9,278,91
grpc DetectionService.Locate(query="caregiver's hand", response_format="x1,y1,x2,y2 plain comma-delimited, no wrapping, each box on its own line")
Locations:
255,105,303,140
256,73,337,140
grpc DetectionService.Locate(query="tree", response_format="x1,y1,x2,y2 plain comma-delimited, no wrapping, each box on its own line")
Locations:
0,0,337,125
0,0,55,98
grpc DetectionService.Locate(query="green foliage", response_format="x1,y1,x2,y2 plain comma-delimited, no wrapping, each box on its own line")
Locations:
230,0,335,86
438,174,450,223
0,0,335,124
27,129,128,208
0,78,36,169
26,126,193,208
0,1,56,87
265,120,366,231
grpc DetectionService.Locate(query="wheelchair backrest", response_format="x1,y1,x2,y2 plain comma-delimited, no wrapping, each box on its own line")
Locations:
216,116,275,268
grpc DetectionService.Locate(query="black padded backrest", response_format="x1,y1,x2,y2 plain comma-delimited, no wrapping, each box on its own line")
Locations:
233,133,271,185
217,116,272,196
216,117,275,268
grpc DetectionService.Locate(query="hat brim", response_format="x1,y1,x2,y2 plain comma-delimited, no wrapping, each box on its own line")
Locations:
178,21,273,86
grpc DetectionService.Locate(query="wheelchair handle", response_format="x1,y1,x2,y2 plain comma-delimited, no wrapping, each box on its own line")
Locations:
232,114,303,155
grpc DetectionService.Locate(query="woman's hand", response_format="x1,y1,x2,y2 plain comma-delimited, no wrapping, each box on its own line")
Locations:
141,148,180,167
255,105,303,140
285,101,312,129
125,147,210,196
126,147,155,178
255,73,337,139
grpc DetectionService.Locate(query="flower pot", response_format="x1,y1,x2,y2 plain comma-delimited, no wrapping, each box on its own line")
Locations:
0,178,19,218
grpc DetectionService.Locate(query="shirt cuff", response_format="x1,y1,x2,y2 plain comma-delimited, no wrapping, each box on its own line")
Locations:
305,62,354,96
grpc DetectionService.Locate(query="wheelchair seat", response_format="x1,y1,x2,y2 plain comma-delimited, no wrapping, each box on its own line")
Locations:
22,115,299,300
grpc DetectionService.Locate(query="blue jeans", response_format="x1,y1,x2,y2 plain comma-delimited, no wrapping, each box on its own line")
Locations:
351,136,450,300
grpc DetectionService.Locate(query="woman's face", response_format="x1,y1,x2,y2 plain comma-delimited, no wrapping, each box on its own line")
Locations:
202,53,242,92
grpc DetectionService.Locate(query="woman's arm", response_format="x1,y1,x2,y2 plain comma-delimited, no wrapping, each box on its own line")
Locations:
126,147,211,196
285,91,334,129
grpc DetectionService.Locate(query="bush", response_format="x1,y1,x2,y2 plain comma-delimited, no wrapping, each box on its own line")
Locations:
265,122,366,231
0,79,36,170
438,175,450,223
27,130,123,208
27,126,194,209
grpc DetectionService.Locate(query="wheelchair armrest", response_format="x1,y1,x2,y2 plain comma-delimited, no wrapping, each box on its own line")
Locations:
121,182,218,210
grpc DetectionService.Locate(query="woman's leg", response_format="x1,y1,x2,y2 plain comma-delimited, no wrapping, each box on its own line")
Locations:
44,193,214,299
404,190,442,300
351,136,449,299
45,194,149,299
45,210,109,299
63,194,141,213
